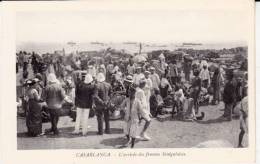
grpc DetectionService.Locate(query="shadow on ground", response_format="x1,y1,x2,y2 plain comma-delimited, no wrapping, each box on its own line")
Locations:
196,117,228,124
17,127,124,139
156,115,194,123
196,115,239,124
100,136,141,149
100,137,127,148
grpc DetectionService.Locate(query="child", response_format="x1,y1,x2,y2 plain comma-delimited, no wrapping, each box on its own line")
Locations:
120,87,142,148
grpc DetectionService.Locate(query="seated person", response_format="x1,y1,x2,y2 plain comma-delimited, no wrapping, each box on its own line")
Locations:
172,89,202,121
159,75,172,100
172,89,185,117
150,88,164,117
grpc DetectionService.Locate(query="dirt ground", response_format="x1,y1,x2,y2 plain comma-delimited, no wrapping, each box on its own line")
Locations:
17,102,247,149
16,65,248,149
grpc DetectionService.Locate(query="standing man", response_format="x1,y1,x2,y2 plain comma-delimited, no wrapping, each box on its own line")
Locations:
23,51,29,72
93,73,112,135
158,53,168,77
190,69,202,115
136,80,152,141
149,67,160,91
123,75,134,97
31,52,38,74
222,70,236,121
73,74,95,136
199,64,211,89
168,60,178,86
106,61,114,83
45,73,66,135
88,65,97,80
133,66,145,87
127,60,135,76
183,57,192,82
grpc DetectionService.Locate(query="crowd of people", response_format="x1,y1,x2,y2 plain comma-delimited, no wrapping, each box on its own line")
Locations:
16,49,248,148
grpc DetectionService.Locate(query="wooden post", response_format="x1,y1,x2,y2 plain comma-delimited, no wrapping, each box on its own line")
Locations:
139,43,142,54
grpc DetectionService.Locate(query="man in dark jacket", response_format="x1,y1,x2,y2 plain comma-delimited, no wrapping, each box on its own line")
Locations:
93,73,112,135
222,70,235,121
73,73,95,136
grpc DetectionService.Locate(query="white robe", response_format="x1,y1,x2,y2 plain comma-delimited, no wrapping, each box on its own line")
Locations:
144,78,153,112
133,73,145,86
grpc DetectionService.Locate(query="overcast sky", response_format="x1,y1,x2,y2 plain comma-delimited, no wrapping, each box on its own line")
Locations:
16,9,249,44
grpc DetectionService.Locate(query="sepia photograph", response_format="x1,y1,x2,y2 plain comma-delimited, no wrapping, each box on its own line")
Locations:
15,8,250,150
0,1,256,164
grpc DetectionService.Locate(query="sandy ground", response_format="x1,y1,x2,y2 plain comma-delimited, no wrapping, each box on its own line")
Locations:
17,103,247,149
16,65,248,149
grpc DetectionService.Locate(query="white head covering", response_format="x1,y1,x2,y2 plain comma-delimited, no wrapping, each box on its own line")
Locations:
175,89,185,102
113,66,119,73
144,70,150,74
48,73,58,83
200,60,208,69
159,53,165,59
84,74,93,84
33,78,40,83
160,78,169,88
100,64,106,70
97,73,105,82
150,67,155,71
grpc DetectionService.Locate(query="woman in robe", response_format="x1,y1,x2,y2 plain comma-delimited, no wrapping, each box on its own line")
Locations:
26,79,44,137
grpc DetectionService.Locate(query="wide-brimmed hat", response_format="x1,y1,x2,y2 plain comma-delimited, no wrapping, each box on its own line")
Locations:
47,73,58,83
84,74,93,84
97,73,105,82
124,75,133,83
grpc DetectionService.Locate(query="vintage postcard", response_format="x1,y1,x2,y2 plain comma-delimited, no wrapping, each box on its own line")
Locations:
0,0,256,164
